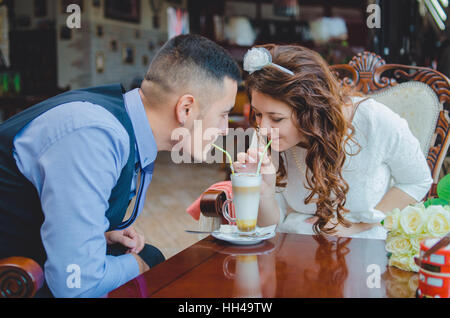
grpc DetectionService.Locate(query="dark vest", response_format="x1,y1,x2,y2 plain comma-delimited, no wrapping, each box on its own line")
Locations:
0,84,136,267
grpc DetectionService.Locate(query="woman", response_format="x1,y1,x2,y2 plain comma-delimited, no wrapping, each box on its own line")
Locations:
236,44,432,239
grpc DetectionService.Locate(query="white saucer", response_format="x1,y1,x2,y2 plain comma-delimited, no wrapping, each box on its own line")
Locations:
211,225,276,245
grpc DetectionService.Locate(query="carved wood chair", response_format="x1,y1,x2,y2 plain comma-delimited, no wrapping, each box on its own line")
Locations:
198,51,450,225
0,257,44,298
330,51,450,198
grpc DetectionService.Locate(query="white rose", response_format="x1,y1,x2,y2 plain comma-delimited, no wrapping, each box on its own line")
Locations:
425,205,449,214
383,208,400,232
386,235,412,255
425,206,450,237
409,235,426,253
243,48,272,74
389,254,419,272
399,205,426,235
415,202,426,210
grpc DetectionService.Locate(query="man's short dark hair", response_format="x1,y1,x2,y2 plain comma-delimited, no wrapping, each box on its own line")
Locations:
145,34,242,93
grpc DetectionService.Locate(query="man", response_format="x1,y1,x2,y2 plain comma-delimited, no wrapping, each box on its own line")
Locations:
0,34,241,297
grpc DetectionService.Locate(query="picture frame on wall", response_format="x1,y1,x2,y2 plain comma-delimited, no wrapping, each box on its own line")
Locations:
142,55,149,66
96,25,104,37
110,40,118,52
93,0,101,7
105,0,140,24
122,44,135,65
96,52,105,73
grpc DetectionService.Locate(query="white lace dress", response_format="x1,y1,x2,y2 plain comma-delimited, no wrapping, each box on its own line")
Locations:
261,97,433,240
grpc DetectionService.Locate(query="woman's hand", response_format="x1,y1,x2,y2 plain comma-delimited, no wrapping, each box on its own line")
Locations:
332,222,378,237
234,147,277,198
105,226,146,254
304,216,378,237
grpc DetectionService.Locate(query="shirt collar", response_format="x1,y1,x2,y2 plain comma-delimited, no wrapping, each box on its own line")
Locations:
123,88,158,171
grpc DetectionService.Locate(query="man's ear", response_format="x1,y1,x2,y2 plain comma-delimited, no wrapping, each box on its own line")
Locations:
175,94,195,126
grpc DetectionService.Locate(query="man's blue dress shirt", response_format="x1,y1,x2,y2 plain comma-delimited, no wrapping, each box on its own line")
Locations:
12,88,157,297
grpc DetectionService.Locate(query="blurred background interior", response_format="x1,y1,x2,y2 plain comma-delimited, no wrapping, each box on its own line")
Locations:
0,0,448,259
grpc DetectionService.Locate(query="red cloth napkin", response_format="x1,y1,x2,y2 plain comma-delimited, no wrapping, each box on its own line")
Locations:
186,181,233,221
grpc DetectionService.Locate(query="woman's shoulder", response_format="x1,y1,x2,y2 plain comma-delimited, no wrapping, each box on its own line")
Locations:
351,96,407,132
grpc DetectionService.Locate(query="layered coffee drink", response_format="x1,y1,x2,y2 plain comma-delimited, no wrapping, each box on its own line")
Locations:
231,173,262,232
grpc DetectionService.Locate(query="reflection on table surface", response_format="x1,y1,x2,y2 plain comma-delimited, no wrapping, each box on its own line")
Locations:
107,233,418,298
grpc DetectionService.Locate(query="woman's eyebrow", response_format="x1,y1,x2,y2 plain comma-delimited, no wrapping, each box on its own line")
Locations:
251,106,286,116
223,107,233,114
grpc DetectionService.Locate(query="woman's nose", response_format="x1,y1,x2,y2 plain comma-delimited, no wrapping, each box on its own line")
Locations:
259,118,272,136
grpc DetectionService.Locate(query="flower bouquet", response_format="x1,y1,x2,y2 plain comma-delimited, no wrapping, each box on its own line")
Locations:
382,174,450,272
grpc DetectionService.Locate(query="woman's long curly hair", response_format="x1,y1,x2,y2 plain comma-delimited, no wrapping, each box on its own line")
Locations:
246,44,363,235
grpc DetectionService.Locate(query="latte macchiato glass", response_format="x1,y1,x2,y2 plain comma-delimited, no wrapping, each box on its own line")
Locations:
223,173,262,233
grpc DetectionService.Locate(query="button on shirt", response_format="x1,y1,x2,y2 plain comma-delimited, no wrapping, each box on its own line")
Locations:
12,88,157,298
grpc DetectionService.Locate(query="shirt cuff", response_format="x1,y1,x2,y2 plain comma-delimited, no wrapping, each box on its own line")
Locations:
109,253,140,287
344,208,386,224
91,254,140,298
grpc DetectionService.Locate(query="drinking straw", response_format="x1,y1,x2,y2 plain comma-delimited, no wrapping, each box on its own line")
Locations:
212,143,235,175
256,139,273,176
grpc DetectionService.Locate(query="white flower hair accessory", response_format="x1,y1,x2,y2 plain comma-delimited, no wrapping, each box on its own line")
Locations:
243,47,294,76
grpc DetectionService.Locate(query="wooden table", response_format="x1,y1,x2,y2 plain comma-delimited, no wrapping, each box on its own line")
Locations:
107,233,418,298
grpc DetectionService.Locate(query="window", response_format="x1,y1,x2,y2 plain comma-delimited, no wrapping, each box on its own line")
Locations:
430,254,445,265
427,277,444,287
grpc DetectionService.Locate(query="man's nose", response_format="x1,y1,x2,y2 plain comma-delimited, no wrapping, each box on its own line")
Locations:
220,128,229,136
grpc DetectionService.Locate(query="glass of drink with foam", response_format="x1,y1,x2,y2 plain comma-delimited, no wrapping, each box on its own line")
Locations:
223,172,262,233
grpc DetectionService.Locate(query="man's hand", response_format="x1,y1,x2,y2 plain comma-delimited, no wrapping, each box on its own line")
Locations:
105,226,146,254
